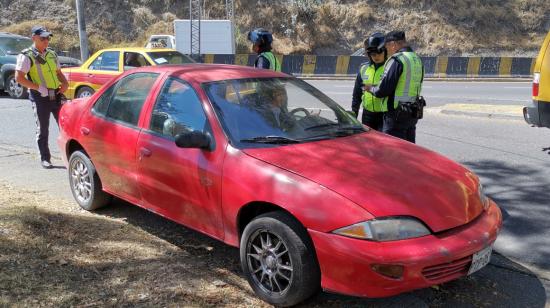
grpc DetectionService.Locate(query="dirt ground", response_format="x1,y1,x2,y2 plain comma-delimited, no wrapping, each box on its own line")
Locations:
1,180,547,307
0,181,269,307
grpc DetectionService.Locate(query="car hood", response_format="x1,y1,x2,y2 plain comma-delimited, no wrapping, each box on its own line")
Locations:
243,131,484,232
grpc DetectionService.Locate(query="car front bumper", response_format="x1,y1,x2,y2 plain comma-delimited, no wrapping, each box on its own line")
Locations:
524,100,550,128
308,199,502,298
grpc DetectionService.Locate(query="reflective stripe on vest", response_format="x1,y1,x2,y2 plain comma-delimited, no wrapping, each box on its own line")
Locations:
26,50,60,89
394,52,423,104
260,52,281,72
360,64,385,112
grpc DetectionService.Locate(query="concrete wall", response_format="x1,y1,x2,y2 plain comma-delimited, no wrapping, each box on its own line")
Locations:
201,54,536,78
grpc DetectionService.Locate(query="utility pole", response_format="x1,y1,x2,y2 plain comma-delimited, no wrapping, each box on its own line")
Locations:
226,0,235,53
75,0,89,61
189,0,201,58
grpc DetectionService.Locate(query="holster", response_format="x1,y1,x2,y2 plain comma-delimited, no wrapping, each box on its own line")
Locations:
399,97,426,119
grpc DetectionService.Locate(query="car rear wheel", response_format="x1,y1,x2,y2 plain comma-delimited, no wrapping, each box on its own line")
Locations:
68,151,111,211
6,73,28,99
240,212,320,307
76,86,94,98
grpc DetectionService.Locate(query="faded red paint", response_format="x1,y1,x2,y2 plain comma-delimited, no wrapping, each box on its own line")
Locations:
58,64,503,298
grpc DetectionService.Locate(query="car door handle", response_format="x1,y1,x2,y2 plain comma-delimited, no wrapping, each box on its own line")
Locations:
140,147,152,158
80,127,90,135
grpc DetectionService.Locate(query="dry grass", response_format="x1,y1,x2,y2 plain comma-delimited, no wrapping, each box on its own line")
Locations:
0,1,548,56
0,181,268,307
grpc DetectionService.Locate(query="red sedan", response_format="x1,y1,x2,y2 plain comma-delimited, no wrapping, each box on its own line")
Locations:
57,64,502,306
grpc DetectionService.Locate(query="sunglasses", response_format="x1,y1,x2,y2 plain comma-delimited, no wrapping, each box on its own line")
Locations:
39,37,51,41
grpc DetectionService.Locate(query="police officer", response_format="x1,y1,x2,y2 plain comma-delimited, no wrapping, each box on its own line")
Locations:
364,30,424,143
351,32,387,130
15,26,69,168
247,28,281,72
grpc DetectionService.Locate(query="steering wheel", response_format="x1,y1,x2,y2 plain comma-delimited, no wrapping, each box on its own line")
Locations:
289,107,311,120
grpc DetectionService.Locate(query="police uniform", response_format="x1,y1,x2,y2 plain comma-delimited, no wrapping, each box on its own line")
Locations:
248,28,281,72
15,27,64,167
256,51,281,72
352,61,385,130
370,32,424,143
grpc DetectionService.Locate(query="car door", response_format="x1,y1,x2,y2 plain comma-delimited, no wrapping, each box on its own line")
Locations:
79,50,121,91
136,77,225,239
78,72,160,203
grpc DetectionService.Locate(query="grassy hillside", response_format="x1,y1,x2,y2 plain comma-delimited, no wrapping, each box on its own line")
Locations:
0,0,548,56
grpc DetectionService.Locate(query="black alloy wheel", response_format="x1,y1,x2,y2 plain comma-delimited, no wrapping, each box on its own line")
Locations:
240,211,320,307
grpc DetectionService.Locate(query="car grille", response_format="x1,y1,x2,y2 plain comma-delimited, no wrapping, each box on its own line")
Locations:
422,255,472,281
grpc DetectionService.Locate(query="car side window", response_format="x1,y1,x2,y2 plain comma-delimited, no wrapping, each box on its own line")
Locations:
123,52,148,70
88,51,119,71
92,85,115,116
104,73,159,126
149,78,209,138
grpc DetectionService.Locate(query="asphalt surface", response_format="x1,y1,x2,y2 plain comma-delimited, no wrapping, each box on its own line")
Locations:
0,82,549,306
309,80,531,107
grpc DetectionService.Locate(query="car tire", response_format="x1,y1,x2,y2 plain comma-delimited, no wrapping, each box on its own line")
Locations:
240,211,320,307
6,73,28,99
68,151,111,211
75,86,94,98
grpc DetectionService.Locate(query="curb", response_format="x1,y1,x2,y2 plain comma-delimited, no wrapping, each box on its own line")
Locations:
426,104,524,120
439,109,524,120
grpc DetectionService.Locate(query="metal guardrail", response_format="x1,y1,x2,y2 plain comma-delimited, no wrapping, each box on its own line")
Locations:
201,54,535,78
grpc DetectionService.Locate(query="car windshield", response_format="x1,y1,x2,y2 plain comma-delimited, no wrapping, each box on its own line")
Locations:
147,51,194,65
0,37,32,55
204,77,366,148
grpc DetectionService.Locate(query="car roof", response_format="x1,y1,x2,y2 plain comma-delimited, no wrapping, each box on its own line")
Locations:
0,32,31,40
129,63,288,84
96,47,176,53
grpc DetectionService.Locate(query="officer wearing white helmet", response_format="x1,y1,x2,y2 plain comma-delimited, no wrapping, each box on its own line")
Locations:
247,28,281,72
351,32,387,131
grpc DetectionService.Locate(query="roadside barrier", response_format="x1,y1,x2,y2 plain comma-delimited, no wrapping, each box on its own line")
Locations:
201,54,535,78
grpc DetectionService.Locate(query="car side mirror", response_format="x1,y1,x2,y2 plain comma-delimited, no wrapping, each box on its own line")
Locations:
175,130,212,150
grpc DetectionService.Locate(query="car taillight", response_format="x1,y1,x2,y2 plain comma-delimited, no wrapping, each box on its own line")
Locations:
533,73,540,97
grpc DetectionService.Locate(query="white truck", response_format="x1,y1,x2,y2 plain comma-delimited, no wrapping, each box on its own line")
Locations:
173,19,235,54
145,34,176,49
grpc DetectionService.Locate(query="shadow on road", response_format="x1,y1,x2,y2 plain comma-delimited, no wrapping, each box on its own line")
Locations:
95,198,547,307
463,159,550,272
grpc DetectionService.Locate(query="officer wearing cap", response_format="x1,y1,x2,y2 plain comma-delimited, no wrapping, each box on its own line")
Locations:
364,30,425,143
247,28,281,72
15,26,69,168
351,32,387,130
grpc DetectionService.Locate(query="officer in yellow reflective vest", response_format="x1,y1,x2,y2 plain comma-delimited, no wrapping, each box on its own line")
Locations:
248,28,281,72
364,31,425,143
15,26,69,168
351,32,387,131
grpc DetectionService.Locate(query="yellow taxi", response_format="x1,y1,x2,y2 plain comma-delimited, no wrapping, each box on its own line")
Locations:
62,47,194,99
524,30,550,127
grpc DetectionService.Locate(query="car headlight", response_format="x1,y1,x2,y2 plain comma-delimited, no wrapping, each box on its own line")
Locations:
478,183,490,210
332,217,431,241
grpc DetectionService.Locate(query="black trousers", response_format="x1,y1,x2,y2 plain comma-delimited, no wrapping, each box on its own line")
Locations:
361,110,384,131
30,91,61,162
382,109,418,143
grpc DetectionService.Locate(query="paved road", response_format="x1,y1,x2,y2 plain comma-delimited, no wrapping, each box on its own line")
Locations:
1,88,549,305
308,80,532,107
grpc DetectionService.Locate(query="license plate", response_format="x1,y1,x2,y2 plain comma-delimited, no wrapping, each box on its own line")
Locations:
468,246,492,275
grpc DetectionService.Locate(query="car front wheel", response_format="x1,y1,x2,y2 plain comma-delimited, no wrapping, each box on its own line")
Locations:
68,151,111,211
6,73,28,99
240,212,320,307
